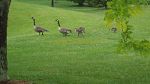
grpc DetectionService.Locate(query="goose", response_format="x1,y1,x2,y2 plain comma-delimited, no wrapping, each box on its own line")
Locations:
111,27,117,32
31,17,48,35
56,19,72,36
75,27,85,36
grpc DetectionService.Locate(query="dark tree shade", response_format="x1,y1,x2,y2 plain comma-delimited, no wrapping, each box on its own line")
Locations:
86,0,110,8
68,0,85,6
0,0,11,81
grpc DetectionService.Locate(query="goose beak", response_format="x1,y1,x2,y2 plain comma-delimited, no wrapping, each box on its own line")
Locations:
56,19,58,21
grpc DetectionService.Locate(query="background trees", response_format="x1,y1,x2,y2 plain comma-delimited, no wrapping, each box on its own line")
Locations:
68,0,85,6
0,0,11,81
68,0,110,8
86,0,110,8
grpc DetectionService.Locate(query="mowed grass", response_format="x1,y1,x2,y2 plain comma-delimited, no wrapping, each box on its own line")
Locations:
8,0,150,84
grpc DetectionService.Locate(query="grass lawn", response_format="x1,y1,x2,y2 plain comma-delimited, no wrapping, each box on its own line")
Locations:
8,0,150,84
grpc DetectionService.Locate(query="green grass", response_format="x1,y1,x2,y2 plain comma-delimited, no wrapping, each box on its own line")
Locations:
8,0,150,84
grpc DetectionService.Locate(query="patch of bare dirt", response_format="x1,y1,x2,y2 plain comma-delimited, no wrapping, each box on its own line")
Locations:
0,80,31,84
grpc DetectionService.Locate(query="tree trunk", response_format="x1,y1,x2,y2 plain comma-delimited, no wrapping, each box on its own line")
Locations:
51,0,54,7
0,0,11,81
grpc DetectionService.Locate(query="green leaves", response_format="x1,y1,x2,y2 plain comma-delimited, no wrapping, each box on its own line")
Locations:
105,0,150,55
104,0,146,30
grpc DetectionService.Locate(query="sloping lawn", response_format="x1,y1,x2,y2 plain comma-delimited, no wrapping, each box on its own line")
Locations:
8,0,150,84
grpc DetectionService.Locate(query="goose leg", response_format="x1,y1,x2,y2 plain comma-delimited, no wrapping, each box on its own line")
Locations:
82,31,84,36
64,33,67,36
42,32,44,35
78,33,79,37
82,33,83,36
63,33,65,37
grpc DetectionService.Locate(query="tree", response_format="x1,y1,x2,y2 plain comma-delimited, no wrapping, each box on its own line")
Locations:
0,0,11,81
104,0,150,53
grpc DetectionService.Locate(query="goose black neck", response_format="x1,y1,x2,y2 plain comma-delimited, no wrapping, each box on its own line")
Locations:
32,19,36,26
57,20,61,27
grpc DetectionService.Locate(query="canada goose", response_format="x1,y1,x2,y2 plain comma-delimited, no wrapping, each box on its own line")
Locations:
111,27,117,32
75,27,85,36
56,19,72,36
31,17,48,35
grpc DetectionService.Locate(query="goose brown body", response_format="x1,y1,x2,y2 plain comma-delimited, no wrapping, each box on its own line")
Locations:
56,19,72,36
75,27,85,36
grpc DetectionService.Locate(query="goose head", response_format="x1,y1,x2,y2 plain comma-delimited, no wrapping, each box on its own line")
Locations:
56,19,59,22
31,16,35,20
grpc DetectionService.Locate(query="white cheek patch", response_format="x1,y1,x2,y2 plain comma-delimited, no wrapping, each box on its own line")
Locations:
58,27,61,30
34,26,36,29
